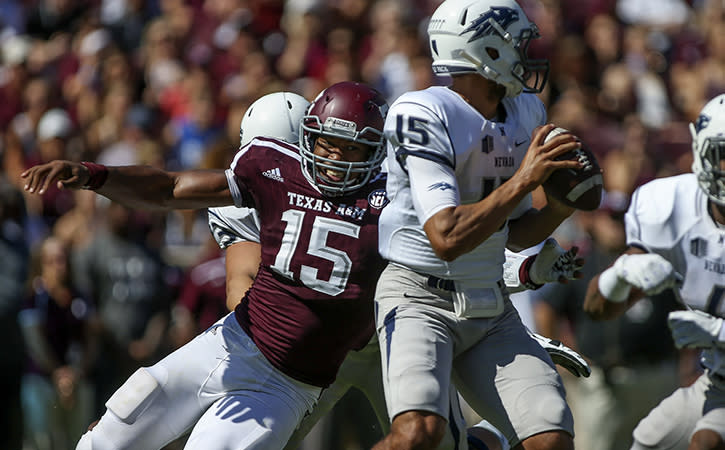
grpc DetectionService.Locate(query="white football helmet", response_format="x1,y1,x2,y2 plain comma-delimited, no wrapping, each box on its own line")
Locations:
691,94,725,205
239,92,310,148
428,0,548,97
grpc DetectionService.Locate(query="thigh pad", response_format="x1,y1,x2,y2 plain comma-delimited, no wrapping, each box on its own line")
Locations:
106,368,161,424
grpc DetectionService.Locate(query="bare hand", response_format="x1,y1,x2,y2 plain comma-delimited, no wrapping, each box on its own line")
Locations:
515,124,583,192
21,160,89,194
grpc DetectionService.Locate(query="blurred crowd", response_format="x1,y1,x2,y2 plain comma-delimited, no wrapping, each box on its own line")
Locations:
0,0,723,449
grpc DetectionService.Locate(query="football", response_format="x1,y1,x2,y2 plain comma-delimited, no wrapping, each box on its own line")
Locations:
542,127,603,211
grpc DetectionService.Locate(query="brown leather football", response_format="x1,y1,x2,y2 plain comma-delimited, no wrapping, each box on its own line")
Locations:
542,127,603,211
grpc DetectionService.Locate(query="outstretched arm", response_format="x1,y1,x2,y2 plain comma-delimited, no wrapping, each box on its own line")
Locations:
22,160,234,210
584,246,682,320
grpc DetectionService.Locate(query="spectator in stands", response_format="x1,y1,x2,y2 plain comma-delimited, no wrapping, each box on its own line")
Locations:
0,176,29,450
71,200,173,416
19,236,98,450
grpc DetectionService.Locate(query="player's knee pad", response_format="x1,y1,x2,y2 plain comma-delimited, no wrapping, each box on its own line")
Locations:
105,368,161,425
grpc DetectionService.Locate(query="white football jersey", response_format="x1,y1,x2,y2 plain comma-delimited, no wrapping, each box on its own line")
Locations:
625,174,725,373
379,86,545,283
207,206,261,248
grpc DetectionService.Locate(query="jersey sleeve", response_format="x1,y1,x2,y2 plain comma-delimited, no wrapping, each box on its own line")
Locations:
226,146,257,208
407,154,460,224
207,206,261,249
624,178,677,251
624,187,645,249
385,100,456,173
385,99,459,224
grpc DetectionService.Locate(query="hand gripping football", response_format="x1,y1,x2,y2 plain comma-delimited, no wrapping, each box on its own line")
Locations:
542,127,603,211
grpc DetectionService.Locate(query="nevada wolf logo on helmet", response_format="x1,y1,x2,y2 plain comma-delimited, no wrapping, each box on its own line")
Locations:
462,6,519,42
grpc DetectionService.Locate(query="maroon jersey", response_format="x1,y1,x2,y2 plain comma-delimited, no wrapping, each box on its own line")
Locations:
227,137,388,387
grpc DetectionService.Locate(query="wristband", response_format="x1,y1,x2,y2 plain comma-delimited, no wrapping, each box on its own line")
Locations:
80,162,109,190
502,251,525,289
519,255,544,290
597,265,631,303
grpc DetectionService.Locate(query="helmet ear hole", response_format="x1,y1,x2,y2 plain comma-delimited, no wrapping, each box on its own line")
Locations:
459,8,468,25
486,47,500,60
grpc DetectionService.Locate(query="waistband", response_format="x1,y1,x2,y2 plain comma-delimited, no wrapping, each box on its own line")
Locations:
426,274,505,292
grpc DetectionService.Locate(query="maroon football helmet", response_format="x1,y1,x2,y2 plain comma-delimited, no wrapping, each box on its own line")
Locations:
300,81,388,196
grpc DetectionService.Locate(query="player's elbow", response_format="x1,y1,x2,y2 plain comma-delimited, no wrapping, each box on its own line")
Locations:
583,289,623,321
582,287,608,320
429,238,466,262
582,302,607,321
585,304,622,321
424,212,467,261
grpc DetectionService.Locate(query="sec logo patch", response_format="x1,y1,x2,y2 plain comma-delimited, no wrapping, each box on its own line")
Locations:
368,189,388,209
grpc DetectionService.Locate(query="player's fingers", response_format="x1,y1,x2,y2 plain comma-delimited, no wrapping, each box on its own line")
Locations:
543,132,577,150
532,123,557,145
40,163,73,194
547,137,581,159
23,166,46,193
38,166,62,194
58,175,81,190
550,157,582,172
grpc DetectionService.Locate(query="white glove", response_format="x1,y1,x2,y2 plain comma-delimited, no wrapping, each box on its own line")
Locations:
668,310,725,349
528,238,583,285
599,253,682,302
529,331,591,377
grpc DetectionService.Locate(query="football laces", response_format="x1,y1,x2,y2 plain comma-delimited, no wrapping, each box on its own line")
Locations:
574,148,593,172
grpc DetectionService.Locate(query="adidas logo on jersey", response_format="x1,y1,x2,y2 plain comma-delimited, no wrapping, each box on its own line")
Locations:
262,168,284,182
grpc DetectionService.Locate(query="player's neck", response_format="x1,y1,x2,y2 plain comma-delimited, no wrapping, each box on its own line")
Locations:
449,75,504,120
709,200,725,226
